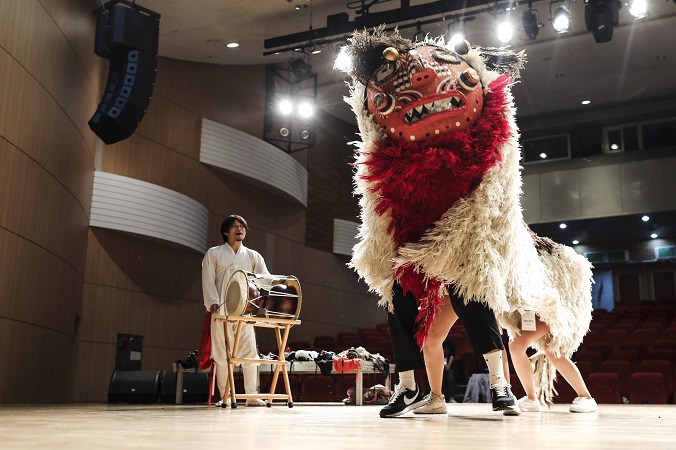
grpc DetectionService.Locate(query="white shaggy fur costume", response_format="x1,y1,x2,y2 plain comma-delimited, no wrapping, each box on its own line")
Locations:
342,30,594,401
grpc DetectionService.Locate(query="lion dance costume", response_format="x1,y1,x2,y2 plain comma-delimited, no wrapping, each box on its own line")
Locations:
339,28,593,402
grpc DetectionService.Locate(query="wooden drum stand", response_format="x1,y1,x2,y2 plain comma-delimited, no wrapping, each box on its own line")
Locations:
214,314,301,407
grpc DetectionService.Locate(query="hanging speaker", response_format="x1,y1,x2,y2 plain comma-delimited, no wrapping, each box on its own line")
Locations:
89,2,160,144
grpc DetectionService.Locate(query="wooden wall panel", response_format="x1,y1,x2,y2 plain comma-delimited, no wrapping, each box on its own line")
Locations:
0,0,103,403
0,318,74,403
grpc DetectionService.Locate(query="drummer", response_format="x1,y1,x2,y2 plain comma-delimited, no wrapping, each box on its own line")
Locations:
202,214,270,407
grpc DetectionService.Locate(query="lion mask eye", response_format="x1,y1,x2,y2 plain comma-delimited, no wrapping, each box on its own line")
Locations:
432,47,461,63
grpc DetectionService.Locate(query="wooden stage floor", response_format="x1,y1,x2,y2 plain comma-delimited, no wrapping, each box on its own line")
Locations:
1,403,675,449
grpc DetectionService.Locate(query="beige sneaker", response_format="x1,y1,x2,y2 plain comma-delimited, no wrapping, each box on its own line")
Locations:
569,397,598,413
413,393,448,414
246,398,267,407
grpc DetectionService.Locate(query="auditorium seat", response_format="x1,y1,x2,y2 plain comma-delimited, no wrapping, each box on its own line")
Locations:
571,350,604,370
586,372,623,404
627,328,660,350
606,350,641,370
629,372,668,404
596,360,632,399
300,375,335,402
637,360,674,398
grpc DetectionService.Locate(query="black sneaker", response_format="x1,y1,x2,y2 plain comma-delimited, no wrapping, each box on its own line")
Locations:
379,384,426,418
491,380,521,416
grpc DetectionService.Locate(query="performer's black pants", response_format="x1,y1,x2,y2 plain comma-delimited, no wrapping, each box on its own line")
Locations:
387,282,503,372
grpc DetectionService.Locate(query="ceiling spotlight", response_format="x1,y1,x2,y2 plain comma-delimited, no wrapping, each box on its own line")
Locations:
522,9,541,40
572,240,580,245
448,32,466,49
651,233,658,239
581,100,591,105
642,215,650,222
559,223,567,229
226,42,239,48
539,152,548,159
279,127,290,137
552,6,571,32
300,130,310,140
585,0,621,43
628,0,647,17
298,101,313,118
278,99,293,115
497,20,514,43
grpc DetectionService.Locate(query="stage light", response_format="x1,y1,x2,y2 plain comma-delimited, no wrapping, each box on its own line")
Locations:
278,99,293,115
642,215,650,222
651,233,658,239
552,6,571,32
522,9,541,40
585,0,621,43
497,20,514,43
628,0,647,18
559,223,567,229
279,127,290,137
572,240,580,245
334,49,352,72
448,32,466,48
298,101,313,118
300,130,310,140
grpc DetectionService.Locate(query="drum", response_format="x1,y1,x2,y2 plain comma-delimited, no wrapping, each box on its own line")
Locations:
222,270,302,319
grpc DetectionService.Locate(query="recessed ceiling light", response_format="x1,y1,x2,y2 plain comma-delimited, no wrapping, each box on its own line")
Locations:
539,153,547,159
581,100,591,105
651,233,658,239
559,223,567,229
572,240,579,245
227,42,239,48
641,215,650,222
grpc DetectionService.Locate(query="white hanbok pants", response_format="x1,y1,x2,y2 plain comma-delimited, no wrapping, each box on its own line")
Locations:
211,315,259,399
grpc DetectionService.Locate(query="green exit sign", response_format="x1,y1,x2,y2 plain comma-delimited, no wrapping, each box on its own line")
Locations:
656,246,676,259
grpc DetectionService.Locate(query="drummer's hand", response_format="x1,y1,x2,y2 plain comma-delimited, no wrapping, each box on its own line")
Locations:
210,304,220,314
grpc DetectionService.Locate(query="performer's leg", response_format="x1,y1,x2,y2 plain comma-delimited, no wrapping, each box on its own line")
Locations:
380,282,427,418
235,322,265,406
415,295,457,414
449,290,519,415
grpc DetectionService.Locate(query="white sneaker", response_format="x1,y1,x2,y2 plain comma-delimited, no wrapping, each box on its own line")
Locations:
413,393,448,414
569,397,598,413
518,396,542,412
246,398,267,407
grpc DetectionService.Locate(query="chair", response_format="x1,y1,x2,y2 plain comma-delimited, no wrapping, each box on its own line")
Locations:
629,372,668,404
596,360,632,399
627,328,660,350
605,350,641,370
300,375,336,402
552,377,577,404
585,343,614,358
375,323,389,334
644,349,676,365
662,328,676,343
574,360,594,379
586,372,623,404
601,329,629,350
636,359,674,398
571,350,604,370
336,332,359,343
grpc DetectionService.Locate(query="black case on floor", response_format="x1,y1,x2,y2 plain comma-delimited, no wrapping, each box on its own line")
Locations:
108,370,160,403
159,370,210,404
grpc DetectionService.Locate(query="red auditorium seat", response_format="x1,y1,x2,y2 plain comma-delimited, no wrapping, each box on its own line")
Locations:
260,374,300,403
287,340,312,350
602,329,629,350
645,349,676,365
606,350,642,370
574,360,594,379
300,375,336,402
627,328,660,349
585,343,614,358
572,350,604,370
596,360,633,399
637,360,674,398
629,372,668,404
662,328,676,343
586,372,623,404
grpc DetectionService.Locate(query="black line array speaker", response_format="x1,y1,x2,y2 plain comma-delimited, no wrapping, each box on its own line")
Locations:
159,370,210,404
108,370,160,403
89,2,160,144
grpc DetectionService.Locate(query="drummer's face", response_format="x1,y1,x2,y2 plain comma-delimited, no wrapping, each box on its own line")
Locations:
225,220,246,244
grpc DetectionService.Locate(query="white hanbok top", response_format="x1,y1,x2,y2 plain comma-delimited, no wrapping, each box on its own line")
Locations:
201,242,269,311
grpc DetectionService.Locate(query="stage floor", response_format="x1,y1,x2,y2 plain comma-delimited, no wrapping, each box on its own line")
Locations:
1,403,675,449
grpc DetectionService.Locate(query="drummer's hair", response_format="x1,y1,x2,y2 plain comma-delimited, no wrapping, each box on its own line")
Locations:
220,215,249,242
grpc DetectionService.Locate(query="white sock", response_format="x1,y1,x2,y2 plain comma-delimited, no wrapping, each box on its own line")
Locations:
484,351,506,385
398,370,416,390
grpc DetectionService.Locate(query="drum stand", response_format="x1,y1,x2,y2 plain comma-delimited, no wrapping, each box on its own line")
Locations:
214,314,301,408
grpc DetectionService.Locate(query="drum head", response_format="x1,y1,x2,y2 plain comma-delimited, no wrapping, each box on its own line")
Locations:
224,270,248,316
